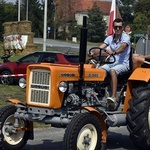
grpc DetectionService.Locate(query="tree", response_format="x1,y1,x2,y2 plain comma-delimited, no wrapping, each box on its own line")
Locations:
0,1,17,40
87,2,106,42
68,20,80,40
21,0,44,37
54,0,81,40
118,0,135,25
132,0,150,33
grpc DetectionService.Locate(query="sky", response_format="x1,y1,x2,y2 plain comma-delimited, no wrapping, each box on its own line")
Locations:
7,0,16,3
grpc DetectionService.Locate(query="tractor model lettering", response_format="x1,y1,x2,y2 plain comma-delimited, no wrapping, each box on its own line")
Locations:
88,73,100,78
60,73,75,77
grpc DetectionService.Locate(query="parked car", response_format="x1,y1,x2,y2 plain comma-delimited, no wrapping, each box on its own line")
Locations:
0,51,79,85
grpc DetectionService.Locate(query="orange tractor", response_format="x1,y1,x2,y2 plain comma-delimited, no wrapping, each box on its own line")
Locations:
0,16,150,150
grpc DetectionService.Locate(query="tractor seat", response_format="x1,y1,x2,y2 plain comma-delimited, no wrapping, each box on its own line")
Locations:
117,47,134,81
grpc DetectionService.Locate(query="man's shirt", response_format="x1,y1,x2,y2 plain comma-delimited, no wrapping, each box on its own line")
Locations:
104,32,131,68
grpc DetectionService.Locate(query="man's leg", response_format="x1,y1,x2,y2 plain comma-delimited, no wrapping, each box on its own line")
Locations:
109,69,117,98
107,64,128,108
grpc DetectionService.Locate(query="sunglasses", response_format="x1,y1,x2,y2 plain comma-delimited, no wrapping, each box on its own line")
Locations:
114,26,122,30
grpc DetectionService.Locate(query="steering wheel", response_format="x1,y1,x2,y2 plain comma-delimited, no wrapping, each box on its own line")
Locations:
88,47,116,67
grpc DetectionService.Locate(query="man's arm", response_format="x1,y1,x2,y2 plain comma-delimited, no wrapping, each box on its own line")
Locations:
89,43,107,57
114,42,128,54
144,54,150,59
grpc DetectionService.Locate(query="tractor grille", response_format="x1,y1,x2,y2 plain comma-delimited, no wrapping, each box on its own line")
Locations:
29,69,51,105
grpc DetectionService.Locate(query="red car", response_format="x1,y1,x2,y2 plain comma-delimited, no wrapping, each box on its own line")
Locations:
0,51,79,85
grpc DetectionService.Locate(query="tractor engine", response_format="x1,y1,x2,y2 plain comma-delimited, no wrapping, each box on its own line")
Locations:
63,82,107,109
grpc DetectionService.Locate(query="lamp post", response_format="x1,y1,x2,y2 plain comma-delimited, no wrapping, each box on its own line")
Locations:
26,0,28,20
18,0,20,21
43,0,47,51
53,2,56,40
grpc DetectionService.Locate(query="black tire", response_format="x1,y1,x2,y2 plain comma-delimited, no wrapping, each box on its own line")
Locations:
0,105,30,150
63,113,102,150
0,70,14,85
126,83,150,150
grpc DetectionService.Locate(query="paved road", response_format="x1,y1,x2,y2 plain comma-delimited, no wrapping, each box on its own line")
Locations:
34,38,94,51
22,126,138,150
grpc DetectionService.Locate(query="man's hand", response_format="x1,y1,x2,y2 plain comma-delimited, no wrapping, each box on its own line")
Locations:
88,49,100,57
105,49,115,55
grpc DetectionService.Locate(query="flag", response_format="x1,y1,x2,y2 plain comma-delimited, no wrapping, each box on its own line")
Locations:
108,0,116,36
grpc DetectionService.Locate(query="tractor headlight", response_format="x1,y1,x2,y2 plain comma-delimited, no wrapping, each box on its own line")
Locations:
59,82,68,93
19,78,26,88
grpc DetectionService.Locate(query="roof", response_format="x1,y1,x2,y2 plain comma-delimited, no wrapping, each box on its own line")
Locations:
76,0,121,17
55,0,121,19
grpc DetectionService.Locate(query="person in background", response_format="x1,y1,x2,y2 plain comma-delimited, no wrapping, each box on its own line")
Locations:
89,18,131,109
132,25,150,70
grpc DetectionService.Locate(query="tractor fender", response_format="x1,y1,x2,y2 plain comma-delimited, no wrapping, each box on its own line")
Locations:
7,99,25,105
123,68,150,113
82,106,107,143
129,68,150,82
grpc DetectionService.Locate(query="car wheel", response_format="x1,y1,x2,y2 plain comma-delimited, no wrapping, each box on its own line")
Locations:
0,70,14,85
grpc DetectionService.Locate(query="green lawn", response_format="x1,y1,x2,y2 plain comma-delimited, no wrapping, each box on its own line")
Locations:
0,84,26,107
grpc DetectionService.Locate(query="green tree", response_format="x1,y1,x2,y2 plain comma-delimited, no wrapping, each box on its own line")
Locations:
0,1,17,40
21,0,44,37
118,0,135,25
132,0,150,34
55,0,81,40
68,20,81,40
87,2,106,42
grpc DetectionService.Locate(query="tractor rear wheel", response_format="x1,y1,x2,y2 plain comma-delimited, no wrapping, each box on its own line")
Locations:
63,113,102,150
0,105,30,150
127,83,150,150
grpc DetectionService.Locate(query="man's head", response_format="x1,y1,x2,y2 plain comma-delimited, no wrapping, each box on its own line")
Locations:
113,18,124,35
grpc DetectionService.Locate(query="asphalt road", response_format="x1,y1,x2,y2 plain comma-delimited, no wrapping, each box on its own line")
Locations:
22,126,138,150
34,38,94,51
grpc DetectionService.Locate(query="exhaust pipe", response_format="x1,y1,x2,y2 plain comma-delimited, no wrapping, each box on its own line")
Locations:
78,16,87,95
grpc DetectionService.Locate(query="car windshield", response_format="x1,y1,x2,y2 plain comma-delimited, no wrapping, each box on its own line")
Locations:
64,55,79,63
19,53,40,63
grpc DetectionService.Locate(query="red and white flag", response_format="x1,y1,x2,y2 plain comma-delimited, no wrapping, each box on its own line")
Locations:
108,0,116,36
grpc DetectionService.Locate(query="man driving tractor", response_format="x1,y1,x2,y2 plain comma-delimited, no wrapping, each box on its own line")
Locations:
89,18,131,109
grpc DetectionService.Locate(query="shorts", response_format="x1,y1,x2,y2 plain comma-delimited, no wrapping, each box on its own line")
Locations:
100,64,129,75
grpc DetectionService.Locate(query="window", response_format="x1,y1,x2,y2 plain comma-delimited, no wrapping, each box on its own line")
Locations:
19,53,40,63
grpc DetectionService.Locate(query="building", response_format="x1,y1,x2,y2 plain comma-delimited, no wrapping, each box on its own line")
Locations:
55,0,121,27
74,0,121,26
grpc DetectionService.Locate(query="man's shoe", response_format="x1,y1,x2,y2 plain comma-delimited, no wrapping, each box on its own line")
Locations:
107,97,116,108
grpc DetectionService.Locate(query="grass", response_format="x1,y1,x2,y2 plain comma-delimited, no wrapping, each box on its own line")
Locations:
0,84,50,128
0,84,26,107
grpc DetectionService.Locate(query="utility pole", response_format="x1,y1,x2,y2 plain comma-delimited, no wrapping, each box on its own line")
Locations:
43,0,47,51
18,0,20,21
26,0,28,20
53,2,56,40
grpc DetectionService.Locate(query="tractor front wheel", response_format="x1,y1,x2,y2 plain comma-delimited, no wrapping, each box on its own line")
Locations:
0,105,30,150
63,113,102,150
127,83,150,150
